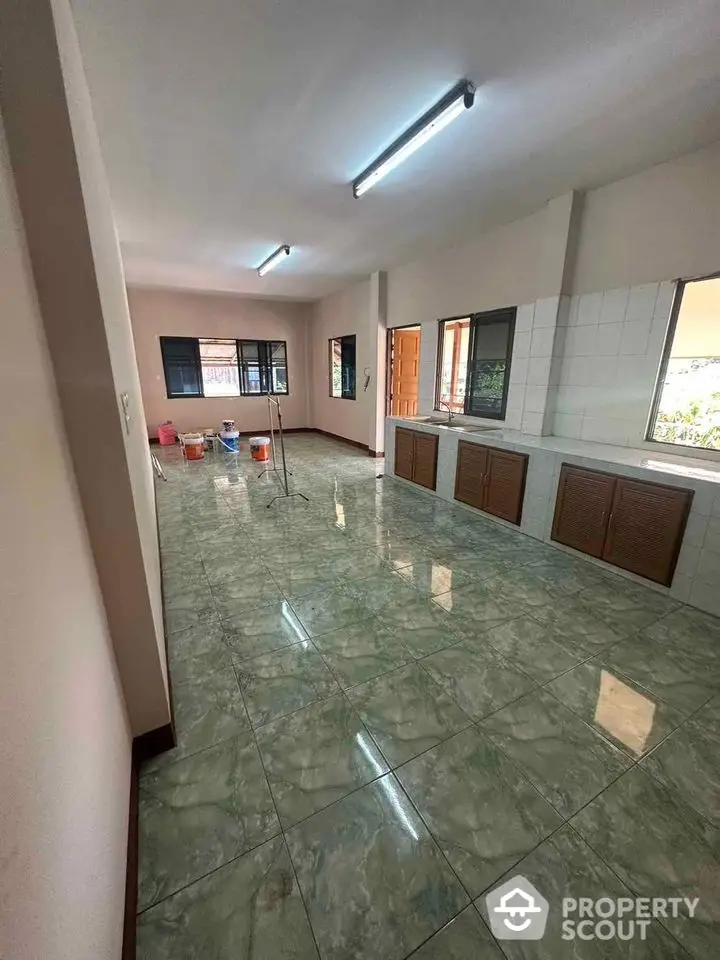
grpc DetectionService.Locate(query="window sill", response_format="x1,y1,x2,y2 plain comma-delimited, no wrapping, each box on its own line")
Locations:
639,438,720,464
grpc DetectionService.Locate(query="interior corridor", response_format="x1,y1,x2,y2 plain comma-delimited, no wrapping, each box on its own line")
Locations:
138,435,719,959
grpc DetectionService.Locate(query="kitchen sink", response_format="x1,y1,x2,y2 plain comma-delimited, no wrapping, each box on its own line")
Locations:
399,416,500,433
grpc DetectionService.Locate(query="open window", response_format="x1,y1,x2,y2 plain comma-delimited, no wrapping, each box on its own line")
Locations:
329,335,356,399
436,307,515,419
198,339,240,397
647,276,720,451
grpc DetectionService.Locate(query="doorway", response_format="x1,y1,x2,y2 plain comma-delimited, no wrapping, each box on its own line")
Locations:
387,325,421,416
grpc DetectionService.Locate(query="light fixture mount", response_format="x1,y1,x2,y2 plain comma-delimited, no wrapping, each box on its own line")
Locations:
352,79,476,198
257,244,291,277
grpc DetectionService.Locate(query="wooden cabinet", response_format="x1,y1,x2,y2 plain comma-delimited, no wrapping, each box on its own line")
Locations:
454,440,528,525
394,427,438,490
552,464,693,586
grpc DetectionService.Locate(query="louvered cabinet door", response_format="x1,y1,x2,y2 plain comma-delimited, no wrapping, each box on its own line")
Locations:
551,465,616,557
412,432,439,490
484,449,529,525
602,478,693,586
394,427,415,481
454,441,488,509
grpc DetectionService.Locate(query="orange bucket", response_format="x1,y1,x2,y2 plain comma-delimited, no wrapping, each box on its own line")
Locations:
182,433,205,461
250,436,271,462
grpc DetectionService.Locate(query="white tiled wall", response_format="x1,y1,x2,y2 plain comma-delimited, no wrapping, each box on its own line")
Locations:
552,281,675,446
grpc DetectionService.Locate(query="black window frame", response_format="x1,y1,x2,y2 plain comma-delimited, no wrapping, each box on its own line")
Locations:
160,336,203,399
435,307,516,420
160,336,289,399
238,340,289,397
329,334,357,400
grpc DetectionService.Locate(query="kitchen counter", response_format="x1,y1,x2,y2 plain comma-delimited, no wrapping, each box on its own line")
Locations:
384,415,720,617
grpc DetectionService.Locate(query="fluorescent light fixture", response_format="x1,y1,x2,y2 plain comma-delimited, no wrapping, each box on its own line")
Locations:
257,244,290,277
352,80,475,198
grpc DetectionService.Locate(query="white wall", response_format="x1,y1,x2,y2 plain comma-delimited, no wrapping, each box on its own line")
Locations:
0,113,131,960
553,281,676,446
309,279,374,447
572,140,720,295
128,286,312,436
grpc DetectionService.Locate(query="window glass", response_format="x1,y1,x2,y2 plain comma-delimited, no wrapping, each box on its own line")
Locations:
160,337,202,398
436,309,515,420
649,277,720,450
198,339,240,397
329,335,356,399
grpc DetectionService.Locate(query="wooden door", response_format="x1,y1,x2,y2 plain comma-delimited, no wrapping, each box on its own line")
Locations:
602,478,693,585
390,329,420,417
484,449,528,525
552,465,616,557
412,432,439,490
394,427,415,481
454,441,488,510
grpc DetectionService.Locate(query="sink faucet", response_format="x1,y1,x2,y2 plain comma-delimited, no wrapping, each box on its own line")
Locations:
437,400,456,424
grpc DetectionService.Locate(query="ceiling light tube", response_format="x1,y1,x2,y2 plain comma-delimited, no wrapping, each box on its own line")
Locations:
352,80,475,198
257,244,290,277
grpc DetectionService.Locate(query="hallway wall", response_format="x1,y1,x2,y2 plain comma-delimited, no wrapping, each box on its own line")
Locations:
0,113,131,960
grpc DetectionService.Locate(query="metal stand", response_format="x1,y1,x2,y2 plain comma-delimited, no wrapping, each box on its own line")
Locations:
150,452,167,481
259,396,308,508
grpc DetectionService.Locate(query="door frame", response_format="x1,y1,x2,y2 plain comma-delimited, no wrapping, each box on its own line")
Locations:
386,324,421,416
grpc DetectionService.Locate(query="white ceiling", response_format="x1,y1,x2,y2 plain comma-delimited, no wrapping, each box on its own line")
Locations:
71,0,720,300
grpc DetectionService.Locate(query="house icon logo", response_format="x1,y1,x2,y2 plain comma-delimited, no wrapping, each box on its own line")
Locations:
485,875,549,940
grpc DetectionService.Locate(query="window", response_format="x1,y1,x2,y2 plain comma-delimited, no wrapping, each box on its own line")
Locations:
239,340,288,396
647,276,720,451
198,339,240,397
160,337,202,398
329,335,356,399
160,337,288,398
436,308,515,419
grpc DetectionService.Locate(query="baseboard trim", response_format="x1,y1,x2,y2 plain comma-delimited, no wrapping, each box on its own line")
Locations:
368,449,384,458
313,428,368,452
122,724,174,960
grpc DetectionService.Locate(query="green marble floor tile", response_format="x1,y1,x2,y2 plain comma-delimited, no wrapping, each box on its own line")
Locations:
376,597,462,657
483,616,582,682
138,734,279,910
640,606,720,678
342,572,423,616
393,559,477,597
137,836,318,959
475,824,693,959
432,582,523,639
600,634,717,716
530,600,626,655
312,618,413,688
144,649,249,774
212,573,284,617
290,585,371,637
236,640,340,728
571,767,720,959
285,774,469,960
164,584,220,634
408,906,503,959
257,695,388,827
347,663,471,767
168,619,229,667
523,555,614,597
546,658,685,759
202,554,256,586
223,601,309,661
641,714,720,826
480,689,631,818
483,568,559,609
397,728,562,896
420,640,537,721
578,580,680,633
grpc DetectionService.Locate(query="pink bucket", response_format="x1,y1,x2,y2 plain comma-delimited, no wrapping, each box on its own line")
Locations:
157,422,177,445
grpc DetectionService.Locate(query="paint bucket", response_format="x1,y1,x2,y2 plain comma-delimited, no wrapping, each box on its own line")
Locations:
250,436,271,462
181,433,205,461
157,422,177,445
220,429,240,452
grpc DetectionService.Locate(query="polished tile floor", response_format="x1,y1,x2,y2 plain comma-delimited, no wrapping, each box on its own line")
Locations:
138,435,720,959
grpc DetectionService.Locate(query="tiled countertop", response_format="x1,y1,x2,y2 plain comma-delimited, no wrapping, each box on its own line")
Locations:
387,416,720,487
